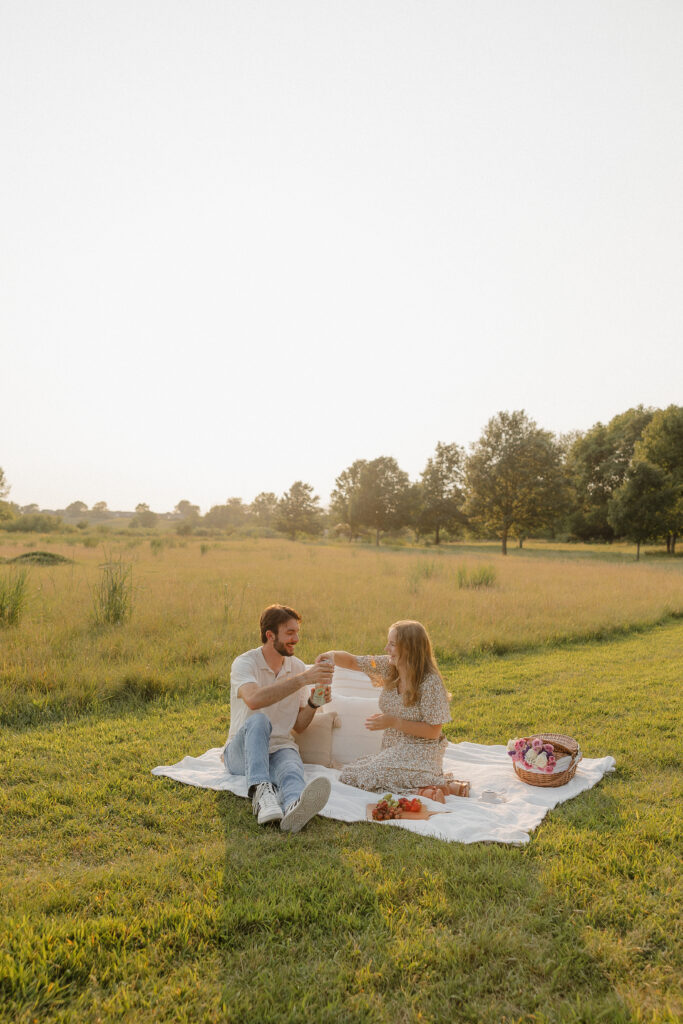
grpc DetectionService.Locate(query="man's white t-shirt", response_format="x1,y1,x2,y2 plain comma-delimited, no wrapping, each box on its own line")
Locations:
228,647,309,753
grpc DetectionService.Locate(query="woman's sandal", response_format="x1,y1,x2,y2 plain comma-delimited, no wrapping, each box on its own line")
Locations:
417,786,445,803
417,780,471,802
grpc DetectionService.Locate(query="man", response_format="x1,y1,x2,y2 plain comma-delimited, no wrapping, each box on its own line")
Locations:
222,604,334,833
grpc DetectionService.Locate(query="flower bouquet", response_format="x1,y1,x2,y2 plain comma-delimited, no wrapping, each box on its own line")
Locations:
507,733,581,788
507,736,557,773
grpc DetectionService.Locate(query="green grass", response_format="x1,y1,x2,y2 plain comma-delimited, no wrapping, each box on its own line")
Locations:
2,621,681,1023
0,568,29,627
92,557,133,626
456,563,496,589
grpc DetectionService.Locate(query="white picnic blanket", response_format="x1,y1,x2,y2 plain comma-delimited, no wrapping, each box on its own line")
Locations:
152,741,616,845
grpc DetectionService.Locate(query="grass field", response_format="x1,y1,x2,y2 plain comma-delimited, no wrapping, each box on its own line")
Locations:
0,536,681,726
1,537,681,1022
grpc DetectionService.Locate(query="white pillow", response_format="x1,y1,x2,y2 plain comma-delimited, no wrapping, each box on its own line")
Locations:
329,666,378,699
293,710,340,767
326,693,383,767
303,664,378,699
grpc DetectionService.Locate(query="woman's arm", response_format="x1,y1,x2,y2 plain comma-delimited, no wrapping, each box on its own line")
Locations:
365,713,442,740
316,650,361,671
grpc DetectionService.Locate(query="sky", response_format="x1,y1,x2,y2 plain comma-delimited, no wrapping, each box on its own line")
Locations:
2,1,681,513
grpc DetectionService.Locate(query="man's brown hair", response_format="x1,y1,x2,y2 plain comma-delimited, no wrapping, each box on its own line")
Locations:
260,604,302,643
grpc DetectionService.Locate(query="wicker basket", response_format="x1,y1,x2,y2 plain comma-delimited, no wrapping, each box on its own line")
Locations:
513,733,582,788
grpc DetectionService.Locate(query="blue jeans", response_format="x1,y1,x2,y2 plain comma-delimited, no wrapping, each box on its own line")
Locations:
223,712,305,810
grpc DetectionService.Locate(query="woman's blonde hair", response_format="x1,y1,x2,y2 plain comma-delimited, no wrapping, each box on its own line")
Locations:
385,619,444,706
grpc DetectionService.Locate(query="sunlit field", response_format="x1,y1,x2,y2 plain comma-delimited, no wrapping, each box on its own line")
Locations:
0,534,681,727
1,595,681,1022
1,534,681,1022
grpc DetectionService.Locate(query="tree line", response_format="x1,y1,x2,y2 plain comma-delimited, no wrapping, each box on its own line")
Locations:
1,405,681,557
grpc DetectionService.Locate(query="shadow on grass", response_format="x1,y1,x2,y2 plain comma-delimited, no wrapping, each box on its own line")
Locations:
216,791,632,1024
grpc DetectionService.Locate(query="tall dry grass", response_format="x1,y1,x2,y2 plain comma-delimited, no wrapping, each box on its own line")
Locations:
0,536,681,724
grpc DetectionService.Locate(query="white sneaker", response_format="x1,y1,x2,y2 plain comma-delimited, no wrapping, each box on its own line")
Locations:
252,782,283,825
280,777,331,834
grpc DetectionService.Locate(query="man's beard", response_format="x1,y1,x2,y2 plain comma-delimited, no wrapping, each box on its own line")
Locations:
273,638,293,656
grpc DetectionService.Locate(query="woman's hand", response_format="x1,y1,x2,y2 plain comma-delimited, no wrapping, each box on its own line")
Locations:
365,713,396,731
315,651,336,665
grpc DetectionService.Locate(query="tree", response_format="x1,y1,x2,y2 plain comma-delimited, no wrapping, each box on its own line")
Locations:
354,456,412,546
608,461,677,560
91,501,109,520
0,470,19,524
131,503,158,528
174,500,200,519
565,406,654,541
466,410,567,555
174,500,200,534
204,498,249,530
0,500,18,523
66,501,88,516
250,492,278,528
633,405,683,553
330,460,368,540
416,442,467,544
275,481,323,539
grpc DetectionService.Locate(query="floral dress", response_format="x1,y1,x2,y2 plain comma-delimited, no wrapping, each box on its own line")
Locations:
339,654,452,794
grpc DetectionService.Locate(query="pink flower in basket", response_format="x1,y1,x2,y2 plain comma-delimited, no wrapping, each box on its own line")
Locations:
508,736,562,772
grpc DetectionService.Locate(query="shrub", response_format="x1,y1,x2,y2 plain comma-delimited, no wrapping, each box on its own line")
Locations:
8,551,70,566
456,564,496,589
0,569,28,626
150,537,164,556
93,559,133,625
2,513,62,533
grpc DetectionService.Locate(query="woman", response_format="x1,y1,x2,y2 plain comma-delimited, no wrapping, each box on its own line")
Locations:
319,620,454,793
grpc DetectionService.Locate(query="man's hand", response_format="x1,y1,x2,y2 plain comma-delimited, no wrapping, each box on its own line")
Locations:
238,660,333,711
309,684,332,706
293,680,333,733
365,713,395,731
302,661,334,686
